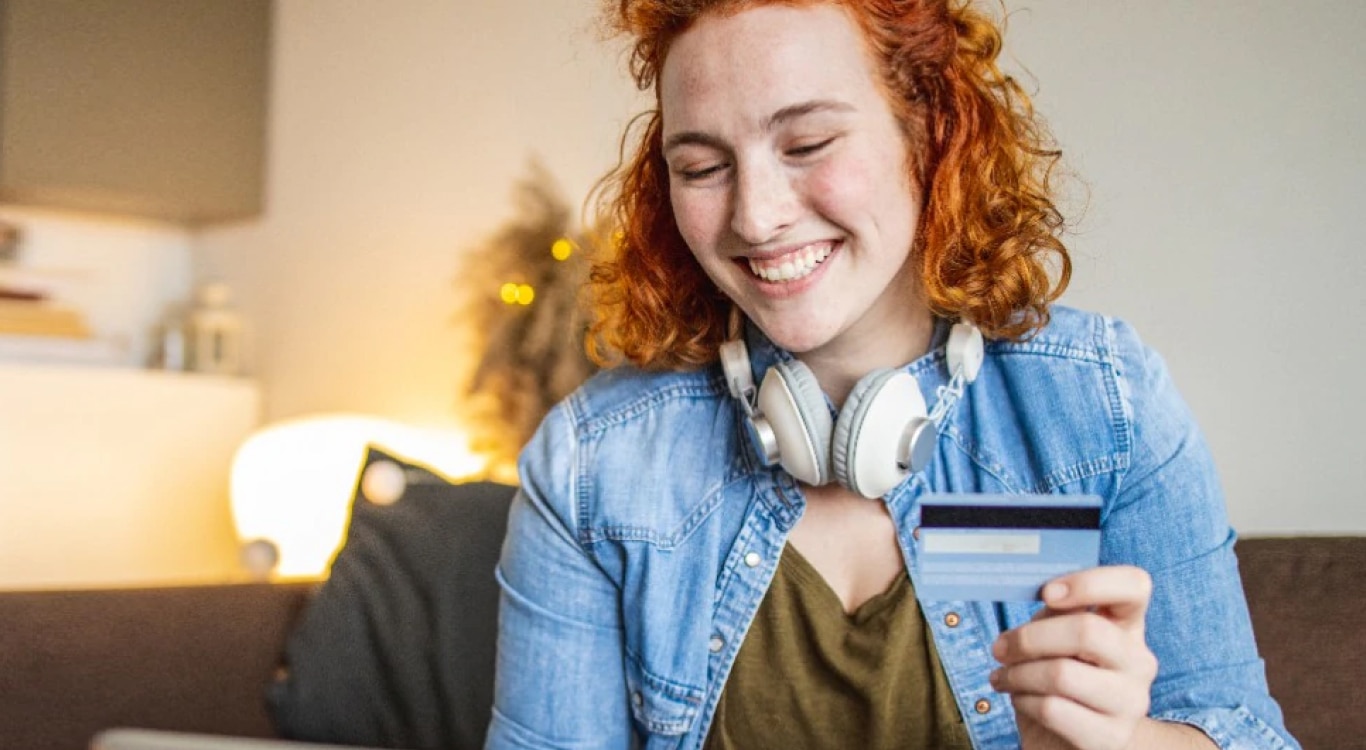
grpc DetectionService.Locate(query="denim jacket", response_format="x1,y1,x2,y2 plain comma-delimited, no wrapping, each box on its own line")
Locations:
487,306,1298,750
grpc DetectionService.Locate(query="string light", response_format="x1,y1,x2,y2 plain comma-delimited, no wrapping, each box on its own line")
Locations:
551,238,574,261
499,282,536,306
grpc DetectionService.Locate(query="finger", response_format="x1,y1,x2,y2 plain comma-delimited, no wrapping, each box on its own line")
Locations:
993,611,1147,672
1028,603,1061,623
1042,565,1152,625
990,657,1150,717
1010,694,1141,750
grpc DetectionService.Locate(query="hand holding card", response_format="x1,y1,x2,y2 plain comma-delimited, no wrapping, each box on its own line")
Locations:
914,493,1102,602
989,565,1177,750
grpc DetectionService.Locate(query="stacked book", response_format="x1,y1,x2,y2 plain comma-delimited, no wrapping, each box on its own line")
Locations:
0,287,92,339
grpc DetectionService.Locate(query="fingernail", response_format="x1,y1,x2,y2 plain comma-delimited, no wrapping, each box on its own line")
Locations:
1043,581,1068,602
989,668,1002,686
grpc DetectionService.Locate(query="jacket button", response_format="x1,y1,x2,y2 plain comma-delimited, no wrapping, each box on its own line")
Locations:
974,698,991,714
708,635,725,653
944,612,961,628
743,552,761,567
632,691,644,708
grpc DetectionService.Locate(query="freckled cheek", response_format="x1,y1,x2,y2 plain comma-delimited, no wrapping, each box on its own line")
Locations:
803,162,875,221
670,191,728,257
807,158,920,242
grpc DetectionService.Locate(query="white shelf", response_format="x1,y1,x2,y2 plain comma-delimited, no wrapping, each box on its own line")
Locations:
0,334,126,366
0,363,261,589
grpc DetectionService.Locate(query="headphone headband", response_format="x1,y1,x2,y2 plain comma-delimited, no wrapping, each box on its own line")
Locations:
720,319,982,497
946,321,984,383
719,339,755,404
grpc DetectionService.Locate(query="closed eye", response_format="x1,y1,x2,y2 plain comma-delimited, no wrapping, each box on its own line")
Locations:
787,137,835,158
677,162,729,182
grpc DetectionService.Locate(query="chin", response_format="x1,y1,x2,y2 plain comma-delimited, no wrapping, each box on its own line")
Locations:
750,317,837,355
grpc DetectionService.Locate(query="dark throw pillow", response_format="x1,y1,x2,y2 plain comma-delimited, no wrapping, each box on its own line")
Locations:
268,445,516,750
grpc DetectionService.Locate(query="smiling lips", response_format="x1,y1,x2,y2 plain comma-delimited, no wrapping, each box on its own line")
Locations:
745,241,835,283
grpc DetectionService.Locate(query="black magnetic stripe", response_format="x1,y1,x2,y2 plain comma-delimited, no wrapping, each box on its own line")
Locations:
920,505,1101,530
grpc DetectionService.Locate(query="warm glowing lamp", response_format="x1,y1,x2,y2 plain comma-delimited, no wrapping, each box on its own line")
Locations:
229,414,486,579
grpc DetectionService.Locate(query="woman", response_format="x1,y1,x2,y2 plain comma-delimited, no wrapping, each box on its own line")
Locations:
486,1,1298,748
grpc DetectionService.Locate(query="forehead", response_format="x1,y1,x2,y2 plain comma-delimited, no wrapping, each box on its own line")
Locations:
658,3,883,135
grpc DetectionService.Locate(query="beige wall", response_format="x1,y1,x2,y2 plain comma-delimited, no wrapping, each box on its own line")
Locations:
199,1,1366,534
1005,1,1366,533
196,0,643,431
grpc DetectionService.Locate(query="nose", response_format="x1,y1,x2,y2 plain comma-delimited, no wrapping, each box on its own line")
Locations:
730,159,798,245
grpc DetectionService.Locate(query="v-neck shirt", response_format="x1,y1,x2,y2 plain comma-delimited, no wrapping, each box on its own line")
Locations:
703,545,972,749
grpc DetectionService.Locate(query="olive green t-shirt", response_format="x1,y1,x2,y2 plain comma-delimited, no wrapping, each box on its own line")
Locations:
704,546,972,750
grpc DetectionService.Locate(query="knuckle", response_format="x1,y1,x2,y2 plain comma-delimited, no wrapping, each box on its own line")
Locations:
1036,695,1068,727
1137,649,1160,680
1047,660,1076,693
1077,612,1108,647
1123,683,1152,719
1135,690,1152,717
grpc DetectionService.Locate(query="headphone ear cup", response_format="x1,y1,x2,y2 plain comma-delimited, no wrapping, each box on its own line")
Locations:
757,360,833,485
831,369,928,498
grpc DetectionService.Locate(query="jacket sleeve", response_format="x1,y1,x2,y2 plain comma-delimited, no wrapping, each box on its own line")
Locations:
485,400,633,750
1103,318,1300,750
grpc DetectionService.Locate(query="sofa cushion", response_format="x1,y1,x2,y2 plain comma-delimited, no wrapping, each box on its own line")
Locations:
268,445,514,750
0,582,312,750
1236,536,1366,750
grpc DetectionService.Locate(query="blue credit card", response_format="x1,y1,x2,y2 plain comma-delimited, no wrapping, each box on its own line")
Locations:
914,493,1102,602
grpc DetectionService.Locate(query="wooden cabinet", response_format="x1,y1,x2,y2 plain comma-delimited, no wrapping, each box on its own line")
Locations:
0,0,270,226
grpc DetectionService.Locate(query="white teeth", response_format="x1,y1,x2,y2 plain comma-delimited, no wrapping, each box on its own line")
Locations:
747,243,833,282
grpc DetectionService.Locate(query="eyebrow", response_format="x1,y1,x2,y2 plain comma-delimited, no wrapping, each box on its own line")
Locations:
662,99,856,154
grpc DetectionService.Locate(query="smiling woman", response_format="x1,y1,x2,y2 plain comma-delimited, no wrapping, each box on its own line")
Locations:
486,2,1300,749
657,5,926,380
587,1,1068,376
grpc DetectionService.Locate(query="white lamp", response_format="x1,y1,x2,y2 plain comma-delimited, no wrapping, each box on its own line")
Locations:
228,414,486,579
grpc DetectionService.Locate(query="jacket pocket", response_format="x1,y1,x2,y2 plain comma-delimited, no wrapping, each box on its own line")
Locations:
624,654,704,740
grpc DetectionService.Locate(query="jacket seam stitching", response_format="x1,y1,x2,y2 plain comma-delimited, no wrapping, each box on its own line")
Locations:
939,425,1021,491
577,378,725,438
1101,316,1136,501
567,391,603,561
985,340,1107,364
1030,454,1122,493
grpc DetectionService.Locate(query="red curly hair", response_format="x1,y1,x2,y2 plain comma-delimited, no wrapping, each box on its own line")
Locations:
588,0,1071,369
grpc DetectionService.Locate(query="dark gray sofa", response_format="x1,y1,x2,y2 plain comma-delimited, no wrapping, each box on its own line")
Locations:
2,535,1360,750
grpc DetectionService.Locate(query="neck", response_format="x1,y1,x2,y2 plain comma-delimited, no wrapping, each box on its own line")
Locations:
799,304,935,409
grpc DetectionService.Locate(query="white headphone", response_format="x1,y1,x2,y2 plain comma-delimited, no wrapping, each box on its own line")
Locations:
720,321,985,499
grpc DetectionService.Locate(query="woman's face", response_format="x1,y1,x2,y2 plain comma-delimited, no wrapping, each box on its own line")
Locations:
660,2,925,362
